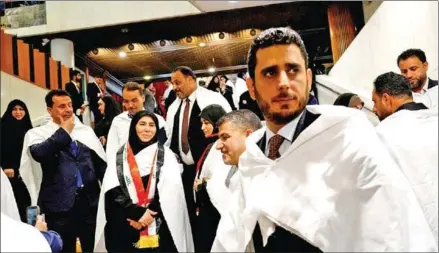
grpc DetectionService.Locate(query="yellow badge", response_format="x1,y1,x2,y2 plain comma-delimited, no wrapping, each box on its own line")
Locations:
135,235,159,249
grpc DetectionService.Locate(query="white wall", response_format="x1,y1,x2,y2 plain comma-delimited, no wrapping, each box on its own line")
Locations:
317,1,438,107
6,1,201,37
1,72,49,125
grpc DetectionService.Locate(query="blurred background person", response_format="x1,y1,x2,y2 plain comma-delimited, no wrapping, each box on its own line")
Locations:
218,75,237,110
333,93,364,110
94,96,122,149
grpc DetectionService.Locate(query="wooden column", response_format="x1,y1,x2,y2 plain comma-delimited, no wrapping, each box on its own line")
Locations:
327,3,356,63
17,40,31,82
33,49,46,89
0,29,14,75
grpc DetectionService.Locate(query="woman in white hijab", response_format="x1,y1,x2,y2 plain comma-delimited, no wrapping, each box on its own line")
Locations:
95,111,193,252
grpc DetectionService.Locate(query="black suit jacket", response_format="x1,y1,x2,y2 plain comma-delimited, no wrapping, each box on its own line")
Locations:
428,78,438,89
87,82,101,110
29,128,106,213
170,100,207,165
65,82,84,112
252,109,322,253
239,91,264,120
165,90,177,112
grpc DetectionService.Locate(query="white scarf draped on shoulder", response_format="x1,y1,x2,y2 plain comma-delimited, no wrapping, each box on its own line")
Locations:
94,142,194,252
376,107,438,245
19,117,106,206
212,105,437,252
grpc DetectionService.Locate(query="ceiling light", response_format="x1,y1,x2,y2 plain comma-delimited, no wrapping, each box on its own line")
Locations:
144,75,151,80
128,43,135,51
119,51,127,58
186,36,193,43
250,29,257,36
159,40,166,47
208,67,216,73
199,42,206,47
92,48,99,55
218,32,225,39
228,1,238,3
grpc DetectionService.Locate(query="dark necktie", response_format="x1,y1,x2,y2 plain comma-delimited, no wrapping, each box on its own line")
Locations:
70,141,83,188
181,98,190,154
128,114,134,119
268,134,284,160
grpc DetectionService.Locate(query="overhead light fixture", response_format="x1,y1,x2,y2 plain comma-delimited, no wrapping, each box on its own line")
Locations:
128,43,135,51
92,48,99,55
121,28,129,33
186,36,193,43
218,32,225,39
41,38,50,46
228,1,238,3
119,51,127,58
144,75,151,80
208,67,216,73
199,42,206,47
159,40,166,47
250,29,257,36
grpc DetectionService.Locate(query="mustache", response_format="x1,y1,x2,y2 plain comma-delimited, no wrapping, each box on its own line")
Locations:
271,92,297,102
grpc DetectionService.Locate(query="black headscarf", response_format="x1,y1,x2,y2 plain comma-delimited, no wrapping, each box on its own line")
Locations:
333,93,357,107
1,100,33,170
199,104,227,135
102,96,122,122
128,110,159,155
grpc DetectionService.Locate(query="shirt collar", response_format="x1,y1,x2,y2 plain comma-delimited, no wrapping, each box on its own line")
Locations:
185,88,197,103
265,111,304,145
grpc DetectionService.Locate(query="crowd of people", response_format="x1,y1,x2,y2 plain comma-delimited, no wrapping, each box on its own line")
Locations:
1,27,438,252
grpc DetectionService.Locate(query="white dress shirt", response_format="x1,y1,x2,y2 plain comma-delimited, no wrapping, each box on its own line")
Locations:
264,111,304,157
178,91,197,165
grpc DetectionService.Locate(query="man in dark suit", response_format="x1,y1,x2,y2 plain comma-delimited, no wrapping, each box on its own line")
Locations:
87,73,105,125
239,91,264,120
26,90,107,253
65,70,85,122
165,89,176,112
397,48,438,94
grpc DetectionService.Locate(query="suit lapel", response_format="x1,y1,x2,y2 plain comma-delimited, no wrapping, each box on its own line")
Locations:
292,109,321,144
428,78,438,89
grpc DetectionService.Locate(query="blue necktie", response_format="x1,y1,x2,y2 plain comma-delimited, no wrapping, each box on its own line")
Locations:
70,141,83,188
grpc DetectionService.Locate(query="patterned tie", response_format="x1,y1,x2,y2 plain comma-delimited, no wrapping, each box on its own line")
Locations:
181,98,191,154
267,134,284,160
70,141,83,188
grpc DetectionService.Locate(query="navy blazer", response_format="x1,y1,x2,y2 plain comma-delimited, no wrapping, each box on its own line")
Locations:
29,128,106,213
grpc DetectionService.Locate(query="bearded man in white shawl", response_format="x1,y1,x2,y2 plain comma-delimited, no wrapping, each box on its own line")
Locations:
372,71,438,245
106,82,168,166
19,89,107,253
94,111,193,252
211,27,437,252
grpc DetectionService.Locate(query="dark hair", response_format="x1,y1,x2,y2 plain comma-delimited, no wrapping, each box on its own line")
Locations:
207,75,220,91
237,72,246,79
397,49,427,65
334,93,357,107
128,111,159,155
94,72,105,78
217,109,262,132
172,66,197,80
71,70,81,79
373,72,412,97
123,82,143,95
45,89,71,108
247,27,308,79
199,104,227,134
219,75,229,82
101,96,122,122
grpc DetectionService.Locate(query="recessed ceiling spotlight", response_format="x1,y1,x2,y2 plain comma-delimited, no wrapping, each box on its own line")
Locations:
121,28,129,33
186,36,193,43
199,42,206,47
119,51,127,58
128,43,135,51
159,40,166,47
92,48,99,55
144,75,152,80
208,67,216,73
250,29,257,36
219,32,225,39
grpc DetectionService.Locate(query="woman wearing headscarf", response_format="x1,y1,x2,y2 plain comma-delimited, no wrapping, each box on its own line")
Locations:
94,96,122,149
333,93,365,110
94,111,193,252
192,104,228,252
218,75,237,110
207,75,220,92
1,99,32,222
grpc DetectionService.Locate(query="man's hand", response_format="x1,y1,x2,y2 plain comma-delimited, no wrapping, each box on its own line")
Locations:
35,215,47,232
138,209,157,227
193,179,203,192
3,168,15,178
127,218,144,230
59,115,75,133
80,104,86,114
99,136,106,146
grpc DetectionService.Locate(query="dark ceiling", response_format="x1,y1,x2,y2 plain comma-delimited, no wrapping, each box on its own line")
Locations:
23,1,365,83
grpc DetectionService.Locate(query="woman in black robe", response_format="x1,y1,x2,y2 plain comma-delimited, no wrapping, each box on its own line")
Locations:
218,75,237,110
103,111,192,252
1,99,32,222
193,104,227,252
94,96,122,149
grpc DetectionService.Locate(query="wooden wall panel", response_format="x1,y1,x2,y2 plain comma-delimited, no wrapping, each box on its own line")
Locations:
49,58,59,90
0,29,14,74
17,40,31,82
61,66,70,90
33,49,46,89
327,3,356,64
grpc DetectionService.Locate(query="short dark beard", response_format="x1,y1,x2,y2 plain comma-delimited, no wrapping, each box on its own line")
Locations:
254,87,307,125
